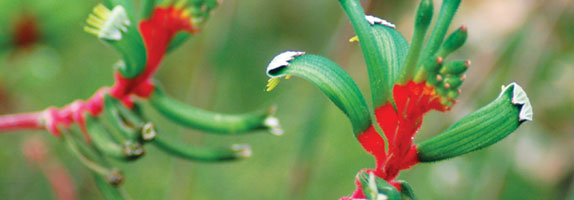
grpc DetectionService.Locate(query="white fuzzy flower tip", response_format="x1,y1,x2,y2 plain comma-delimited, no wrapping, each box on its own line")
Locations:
365,15,396,29
232,144,252,158
501,83,533,122
84,5,131,40
266,51,306,78
264,115,283,136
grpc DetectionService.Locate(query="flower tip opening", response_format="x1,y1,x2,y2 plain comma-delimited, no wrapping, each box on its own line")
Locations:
365,15,396,29
106,169,124,186
265,51,305,92
122,140,145,158
141,122,157,142
501,83,533,122
264,115,283,136
232,144,252,158
266,51,306,77
84,4,130,40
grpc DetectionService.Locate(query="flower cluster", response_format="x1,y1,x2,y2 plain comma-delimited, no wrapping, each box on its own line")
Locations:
265,0,532,199
0,0,280,197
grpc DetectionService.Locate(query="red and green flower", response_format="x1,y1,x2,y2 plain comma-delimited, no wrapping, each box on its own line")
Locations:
265,0,532,199
0,0,278,197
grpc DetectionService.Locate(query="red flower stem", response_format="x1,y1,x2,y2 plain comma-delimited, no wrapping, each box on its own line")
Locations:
0,6,195,137
0,112,44,132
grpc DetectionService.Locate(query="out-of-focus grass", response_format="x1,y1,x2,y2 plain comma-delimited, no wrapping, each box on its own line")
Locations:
0,0,572,199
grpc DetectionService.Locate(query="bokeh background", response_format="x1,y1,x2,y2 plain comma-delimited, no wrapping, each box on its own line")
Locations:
0,0,573,199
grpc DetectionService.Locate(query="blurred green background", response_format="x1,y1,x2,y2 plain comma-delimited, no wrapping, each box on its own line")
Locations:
0,0,572,199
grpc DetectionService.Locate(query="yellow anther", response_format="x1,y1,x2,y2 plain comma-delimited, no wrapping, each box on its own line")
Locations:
94,4,111,19
285,75,292,80
84,27,100,36
87,15,104,28
349,36,359,43
266,78,281,92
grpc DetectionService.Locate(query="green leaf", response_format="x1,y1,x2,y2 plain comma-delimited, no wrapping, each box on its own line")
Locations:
357,171,401,200
152,128,251,162
417,83,533,162
266,52,371,134
149,84,282,135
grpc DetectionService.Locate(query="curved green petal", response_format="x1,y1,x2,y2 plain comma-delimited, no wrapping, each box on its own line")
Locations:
417,83,533,162
266,52,371,134
149,84,282,135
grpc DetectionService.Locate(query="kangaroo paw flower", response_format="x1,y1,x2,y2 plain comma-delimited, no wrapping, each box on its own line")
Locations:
267,0,533,198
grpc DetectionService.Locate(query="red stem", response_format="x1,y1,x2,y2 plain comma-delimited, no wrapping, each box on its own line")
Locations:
0,112,44,132
0,6,194,137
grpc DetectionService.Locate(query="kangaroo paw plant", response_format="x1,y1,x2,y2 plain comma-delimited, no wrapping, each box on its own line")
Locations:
0,0,281,197
265,0,532,199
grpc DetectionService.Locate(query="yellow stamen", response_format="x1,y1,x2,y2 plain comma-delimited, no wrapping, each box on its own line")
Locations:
94,4,111,19
266,78,281,92
84,27,101,36
285,75,292,80
87,15,104,28
349,36,359,43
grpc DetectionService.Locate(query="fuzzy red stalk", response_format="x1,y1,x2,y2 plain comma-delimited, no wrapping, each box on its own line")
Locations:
350,81,451,197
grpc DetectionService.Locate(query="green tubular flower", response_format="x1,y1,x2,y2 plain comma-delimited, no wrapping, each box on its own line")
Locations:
62,129,124,186
417,83,533,162
397,181,418,200
85,115,145,160
266,0,533,199
417,0,461,71
266,52,371,134
160,0,222,51
414,25,467,83
94,173,126,200
103,95,139,140
398,0,433,84
366,16,409,90
152,130,252,161
339,0,392,106
149,84,283,135
84,4,147,78
140,0,157,20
